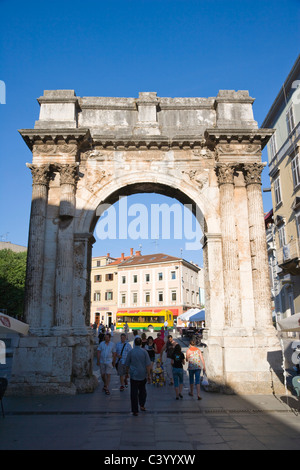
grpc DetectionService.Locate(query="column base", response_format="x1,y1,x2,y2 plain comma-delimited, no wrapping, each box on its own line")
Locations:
202,327,288,395
7,333,98,396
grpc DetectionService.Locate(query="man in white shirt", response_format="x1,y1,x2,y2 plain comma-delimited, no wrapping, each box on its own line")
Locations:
97,333,116,395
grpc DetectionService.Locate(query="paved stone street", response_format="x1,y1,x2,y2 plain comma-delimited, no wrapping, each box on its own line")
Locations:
0,333,300,451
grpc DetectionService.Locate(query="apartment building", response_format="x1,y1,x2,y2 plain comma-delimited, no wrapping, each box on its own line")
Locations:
90,253,120,327
262,54,300,320
117,252,204,319
90,249,204,326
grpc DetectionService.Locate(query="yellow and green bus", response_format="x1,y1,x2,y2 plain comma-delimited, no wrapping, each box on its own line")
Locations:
116,310,173,332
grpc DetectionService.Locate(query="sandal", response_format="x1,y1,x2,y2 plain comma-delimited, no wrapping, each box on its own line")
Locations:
188,392,193,397
198,396,202,400
140,406,146,411
105,389,110,395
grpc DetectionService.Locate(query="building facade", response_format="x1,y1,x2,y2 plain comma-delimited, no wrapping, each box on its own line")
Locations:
117,252,204,319
262,55,300,320
90,250,204,326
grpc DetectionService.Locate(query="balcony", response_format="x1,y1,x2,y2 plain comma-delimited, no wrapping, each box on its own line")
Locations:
277,239,300,275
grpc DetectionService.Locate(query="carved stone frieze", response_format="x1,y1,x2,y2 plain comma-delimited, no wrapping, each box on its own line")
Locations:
84,168,113,193
192,146,215,159
32,143,78,156
182,169,209,190
216,143,261,159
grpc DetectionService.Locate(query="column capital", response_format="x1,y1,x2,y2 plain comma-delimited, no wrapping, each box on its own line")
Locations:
215,162,237,185
242,162,266,186
26,163,52,186
57,163,79,186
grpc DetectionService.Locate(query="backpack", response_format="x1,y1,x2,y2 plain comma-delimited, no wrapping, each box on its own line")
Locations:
188,348,203,370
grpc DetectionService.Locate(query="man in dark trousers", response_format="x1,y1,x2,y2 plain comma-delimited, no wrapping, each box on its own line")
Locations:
125,337,151,416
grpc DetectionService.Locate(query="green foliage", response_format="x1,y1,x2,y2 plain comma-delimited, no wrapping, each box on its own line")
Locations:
0,249,27,317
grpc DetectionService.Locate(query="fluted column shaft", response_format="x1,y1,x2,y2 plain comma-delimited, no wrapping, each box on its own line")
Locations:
54,164,78,332
25,164,51,330
216,163,241,327
243,163,273,329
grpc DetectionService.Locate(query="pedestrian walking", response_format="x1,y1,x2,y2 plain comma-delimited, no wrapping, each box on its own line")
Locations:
124,321,129,339
125,337,151,416
160,334,177,385
171,343,185,400
111,322,115,337
153,332,165,361
98,323,105,343
130,329,141,348
115,333,132,391
186,336,206,400
96,333,117,395
144,336,157,381
141,332,147,348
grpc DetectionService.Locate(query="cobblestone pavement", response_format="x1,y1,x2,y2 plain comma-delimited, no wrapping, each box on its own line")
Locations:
0,332,300,451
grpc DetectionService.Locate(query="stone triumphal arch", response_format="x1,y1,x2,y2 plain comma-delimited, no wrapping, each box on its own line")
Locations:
10,90,285,395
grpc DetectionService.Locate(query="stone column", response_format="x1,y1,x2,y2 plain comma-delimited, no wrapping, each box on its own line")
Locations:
216,163,242,327
53,164,78,333
25,164,51,331
243,163,273,329
72,233,95,332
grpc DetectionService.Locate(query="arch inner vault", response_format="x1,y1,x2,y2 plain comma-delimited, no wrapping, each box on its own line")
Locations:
10,90,285,395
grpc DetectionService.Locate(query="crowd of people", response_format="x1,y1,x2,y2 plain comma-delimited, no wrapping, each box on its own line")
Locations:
96,325,207,416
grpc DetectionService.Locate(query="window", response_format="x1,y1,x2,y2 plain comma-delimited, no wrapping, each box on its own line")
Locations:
291,154,300,188
133,274,138,283
145,273,150,282
286,105,295,135
145,292,151,303
121,294,126,304
94,275,102,282
121,276,126,284
278,225,287,248
105,291,113,301
274,175,282,206
96,260,101,267
105,273,114,281
158,291,164,302
133,292,138,304
296,211,300,239
269,133,277,159
171,290,177,301
171,271,176,280
94,292,100,301
158,272,163,281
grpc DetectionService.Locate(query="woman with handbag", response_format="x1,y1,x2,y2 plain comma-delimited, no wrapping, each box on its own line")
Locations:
186,336,206,400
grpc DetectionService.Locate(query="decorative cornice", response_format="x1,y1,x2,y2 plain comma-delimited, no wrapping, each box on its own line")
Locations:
18,128,92,151
205,128,274,150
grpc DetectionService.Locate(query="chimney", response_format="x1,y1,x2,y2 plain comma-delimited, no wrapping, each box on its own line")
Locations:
107,253,110,258
130,248,134,256
135,250,141,256
121,253,125,260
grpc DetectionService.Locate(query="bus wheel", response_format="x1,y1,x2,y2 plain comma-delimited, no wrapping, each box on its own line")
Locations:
148,325,154,333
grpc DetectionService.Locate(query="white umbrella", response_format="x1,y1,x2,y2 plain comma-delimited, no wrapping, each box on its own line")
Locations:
0,313,29,335
189,309,205,322
277,313,300,333
178,308,198,321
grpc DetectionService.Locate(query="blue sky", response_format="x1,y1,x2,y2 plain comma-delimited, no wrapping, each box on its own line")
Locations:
0,0,299,264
